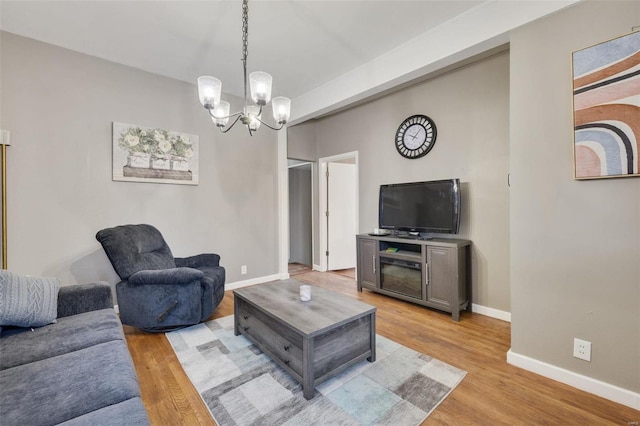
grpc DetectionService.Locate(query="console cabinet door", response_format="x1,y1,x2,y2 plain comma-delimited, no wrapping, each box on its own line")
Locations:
426,246,456,310
357,238,378,289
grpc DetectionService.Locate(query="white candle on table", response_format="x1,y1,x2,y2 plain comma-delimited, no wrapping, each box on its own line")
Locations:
300,285,311,302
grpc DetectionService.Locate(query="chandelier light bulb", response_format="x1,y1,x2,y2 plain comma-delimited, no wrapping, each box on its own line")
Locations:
272,97,291,124
211,101,230,127
197,76,222,109
245,105,262,131
249,71,272,105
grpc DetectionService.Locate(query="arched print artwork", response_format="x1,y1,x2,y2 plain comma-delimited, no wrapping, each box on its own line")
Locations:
112,122,199,185
573,31,640,179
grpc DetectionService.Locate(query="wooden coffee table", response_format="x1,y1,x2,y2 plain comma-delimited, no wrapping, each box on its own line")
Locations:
234,280,376,400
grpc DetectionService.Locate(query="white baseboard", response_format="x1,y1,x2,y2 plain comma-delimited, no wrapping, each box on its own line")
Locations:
507,349,640,410
226,274,283,290
313,264,324,272
472,303,511,322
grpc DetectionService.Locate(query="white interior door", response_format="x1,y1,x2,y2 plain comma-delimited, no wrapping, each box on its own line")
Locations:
327,162,357,270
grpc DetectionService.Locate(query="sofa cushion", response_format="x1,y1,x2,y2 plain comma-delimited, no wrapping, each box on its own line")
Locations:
116,281,202,329
96,224,176,280
129,267,204,286
198,266,226,289
57,282,114,318
0,308,124,370
198,267,225,322
175,253,220,268
58,397,149,426
0,340,141,425
0,270,59,328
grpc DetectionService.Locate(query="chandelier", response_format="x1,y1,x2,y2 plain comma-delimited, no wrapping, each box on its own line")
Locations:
197,0,291,135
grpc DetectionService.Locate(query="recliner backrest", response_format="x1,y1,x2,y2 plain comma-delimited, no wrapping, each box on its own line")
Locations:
96,224,176,280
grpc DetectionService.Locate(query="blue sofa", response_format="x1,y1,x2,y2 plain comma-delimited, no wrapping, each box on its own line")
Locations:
0,282,150,425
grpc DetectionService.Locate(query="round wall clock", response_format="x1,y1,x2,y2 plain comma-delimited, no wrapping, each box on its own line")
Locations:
395,114,437,159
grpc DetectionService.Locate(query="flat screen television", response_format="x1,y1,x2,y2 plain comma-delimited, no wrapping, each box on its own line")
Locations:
379,178,461,235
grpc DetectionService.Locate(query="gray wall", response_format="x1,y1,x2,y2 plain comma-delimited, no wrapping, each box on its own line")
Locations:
510,1,640,392
288,166,312,266
290,52,511,311
287,122,317,162
0,32,279,291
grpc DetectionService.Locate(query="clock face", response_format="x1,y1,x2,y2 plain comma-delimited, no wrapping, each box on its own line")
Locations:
395,115,437,159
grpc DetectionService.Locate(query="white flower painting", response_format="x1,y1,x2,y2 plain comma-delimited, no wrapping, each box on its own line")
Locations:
112,122,199,185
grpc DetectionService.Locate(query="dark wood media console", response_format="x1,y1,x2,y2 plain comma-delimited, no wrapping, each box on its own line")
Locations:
356,234,471,321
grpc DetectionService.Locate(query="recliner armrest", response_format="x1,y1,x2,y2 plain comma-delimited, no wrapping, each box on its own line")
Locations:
128,267,204,286
57,282,114,318
175,253,221,268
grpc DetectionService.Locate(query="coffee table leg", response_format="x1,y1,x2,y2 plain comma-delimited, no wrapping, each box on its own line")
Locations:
234,297,240,336
302,337,314,400
367,313,376,362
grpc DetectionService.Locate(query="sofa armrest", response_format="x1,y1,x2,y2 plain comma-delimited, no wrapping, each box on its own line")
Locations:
57,282,114,318
128,267,204,286
175,253,221,268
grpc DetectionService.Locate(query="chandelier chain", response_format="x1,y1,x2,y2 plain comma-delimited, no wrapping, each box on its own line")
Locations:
242,0,249,66
241,0,249,111
198,0,289,134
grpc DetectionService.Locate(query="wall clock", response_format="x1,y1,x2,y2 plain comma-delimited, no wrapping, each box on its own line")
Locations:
395,114,437,159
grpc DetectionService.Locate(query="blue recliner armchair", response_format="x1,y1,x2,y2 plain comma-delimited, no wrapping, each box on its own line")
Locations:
96,224,225,332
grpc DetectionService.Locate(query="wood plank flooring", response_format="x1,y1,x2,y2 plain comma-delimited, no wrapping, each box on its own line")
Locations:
288,262,312,276
123,271,640,425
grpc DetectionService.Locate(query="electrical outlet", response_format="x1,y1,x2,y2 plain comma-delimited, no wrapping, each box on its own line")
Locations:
573,338,591,362
241,265,247,275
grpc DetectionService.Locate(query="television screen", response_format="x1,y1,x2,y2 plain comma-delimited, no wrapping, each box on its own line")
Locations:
379,179,460,234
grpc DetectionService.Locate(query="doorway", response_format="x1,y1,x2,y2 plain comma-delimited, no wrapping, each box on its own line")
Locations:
288,160,314,272
318,151,358,272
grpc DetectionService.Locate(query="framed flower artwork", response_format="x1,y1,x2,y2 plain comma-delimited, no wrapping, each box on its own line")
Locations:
112,122,199,185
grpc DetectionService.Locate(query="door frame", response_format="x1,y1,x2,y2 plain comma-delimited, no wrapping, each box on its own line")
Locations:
287,160,315,267
318,151,359,272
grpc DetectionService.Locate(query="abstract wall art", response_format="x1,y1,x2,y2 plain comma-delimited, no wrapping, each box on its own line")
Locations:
573,31,640,179
112,122,199,185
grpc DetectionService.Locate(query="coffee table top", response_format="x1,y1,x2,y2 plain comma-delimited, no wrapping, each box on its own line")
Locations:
233,279,376,337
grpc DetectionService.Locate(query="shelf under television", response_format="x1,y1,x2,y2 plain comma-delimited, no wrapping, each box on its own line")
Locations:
378,250,421,261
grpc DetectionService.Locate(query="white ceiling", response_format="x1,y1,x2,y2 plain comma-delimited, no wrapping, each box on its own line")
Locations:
1,1,580,123
0,0,484,100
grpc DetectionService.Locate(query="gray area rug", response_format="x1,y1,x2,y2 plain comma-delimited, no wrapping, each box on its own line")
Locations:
166,315,466,425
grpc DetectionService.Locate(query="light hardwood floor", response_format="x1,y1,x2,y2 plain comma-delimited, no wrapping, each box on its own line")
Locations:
124,271,640,425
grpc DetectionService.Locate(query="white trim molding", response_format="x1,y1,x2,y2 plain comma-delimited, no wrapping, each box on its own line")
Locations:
226,274,284,291
277,130,290,279
472,303,511,322
507,350,640,411
287,161,316,272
